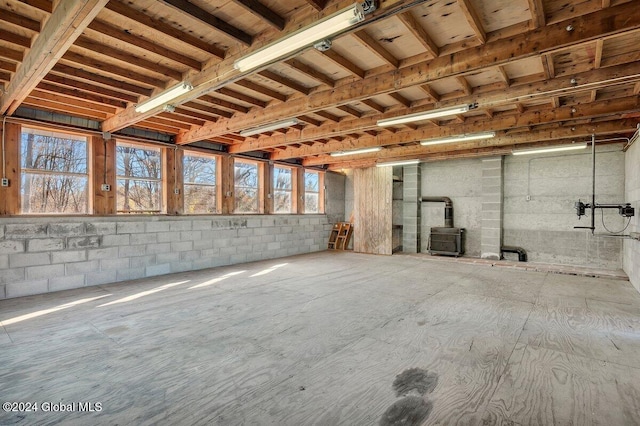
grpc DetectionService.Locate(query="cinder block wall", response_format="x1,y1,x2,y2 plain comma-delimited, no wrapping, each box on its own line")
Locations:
504,144,625,268
0,215,331,299
624,138,640,291
421,159,483,256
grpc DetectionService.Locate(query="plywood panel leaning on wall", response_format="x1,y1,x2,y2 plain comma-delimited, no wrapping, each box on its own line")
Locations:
354,167,393,255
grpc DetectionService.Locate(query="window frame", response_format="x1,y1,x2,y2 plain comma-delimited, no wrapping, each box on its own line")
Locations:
233,158,264,214
272,164,295,214
115,141,163,214
303,170,324,214
182,150,220,214
19,126,91,215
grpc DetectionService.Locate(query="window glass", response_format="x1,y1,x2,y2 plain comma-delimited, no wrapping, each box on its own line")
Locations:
304,171,321,213
234,159,259,213
273,166,293,213
116,143,162,213
20,127,88,214
184,153,217,214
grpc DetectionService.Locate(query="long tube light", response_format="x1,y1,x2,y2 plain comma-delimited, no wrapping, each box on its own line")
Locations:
239,118,300,137
377,104,474,127
376,159,420,167
135,82,193,113
512,143,587,155
420,131,496,146
330,146,382,157
234,4,366,73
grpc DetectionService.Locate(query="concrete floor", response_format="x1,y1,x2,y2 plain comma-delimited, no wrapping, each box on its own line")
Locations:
1,251,640,425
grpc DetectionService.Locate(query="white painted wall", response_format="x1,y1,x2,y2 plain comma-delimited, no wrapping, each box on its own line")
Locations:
624,137,640,292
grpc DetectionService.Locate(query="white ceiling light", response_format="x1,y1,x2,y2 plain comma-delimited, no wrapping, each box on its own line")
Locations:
512,143,587,155
234,4,366,73
377,104,475,127
239,118,300,137
330,146,382,157
135,82,193,113
420,131,496,146
376,159,420,167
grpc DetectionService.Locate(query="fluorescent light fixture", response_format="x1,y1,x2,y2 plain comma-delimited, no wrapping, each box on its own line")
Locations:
135,82,193,113
512,143,587,155
234,4,365,73
420,131,496,146
377,104,474,127
376,159,420,167
239,118,300,137
330,146,382,157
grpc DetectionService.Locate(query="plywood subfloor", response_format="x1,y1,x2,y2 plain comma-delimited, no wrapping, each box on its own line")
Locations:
1,251,640,425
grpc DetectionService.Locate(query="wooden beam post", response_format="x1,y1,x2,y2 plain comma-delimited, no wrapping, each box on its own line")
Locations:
92,135,116,215
220,155,235,214
163,147,184,215
0,0,109,115
263,161,273,214
296,167,306,214
0,120,21,215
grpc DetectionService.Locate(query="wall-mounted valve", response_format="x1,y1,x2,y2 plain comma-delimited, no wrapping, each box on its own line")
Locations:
575,200,635,219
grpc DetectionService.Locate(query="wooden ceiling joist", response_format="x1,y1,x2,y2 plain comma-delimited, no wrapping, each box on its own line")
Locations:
258,70,311,96
234,80,288,103
527,0,546,28
0,8,41,32
397,12,439,58
320,50,366,79
232,0,285,31
174,4,640,145
283,59,335,88
0,0,109,115
158,0,253,46
103,1,225,59
457,0,486,44
50,63,152,97
352,30,399,68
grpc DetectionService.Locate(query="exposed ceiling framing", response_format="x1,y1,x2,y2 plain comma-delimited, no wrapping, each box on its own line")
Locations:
0,0,638,170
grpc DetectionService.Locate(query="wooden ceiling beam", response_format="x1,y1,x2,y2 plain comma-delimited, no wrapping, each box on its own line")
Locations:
496,66,511,87
50,64,152,97
73,37,183,81
303,0,327,12
104,1,225,59
337,105,363,118
320,50,365,79
594,39,604,69
0,0,108,115
314,110,342,123
0,29,32,48
397,12,439,57
420,84,440,102
87,20,202,71
174,4,640,144
200,95,249,114
158,0,252,46
352,30,399,68
283,59,335,88
61,51,167,88
304,119,638,166
457,0,486,44
456,76,473,95
361,99,386,113
266,96,640,159
527,0,546,28
181,101,234,119
388,92,411,108
234,80,288,102
0,8,41,32
29,89,116,113
0,46,24,63
36,81,127,108
217,87,267,108
297,115,323,127
258,70,311,96
22,97,108,120
232,0,285,31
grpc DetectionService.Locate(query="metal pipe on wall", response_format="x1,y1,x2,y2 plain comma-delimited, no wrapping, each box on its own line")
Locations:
420,196,453,228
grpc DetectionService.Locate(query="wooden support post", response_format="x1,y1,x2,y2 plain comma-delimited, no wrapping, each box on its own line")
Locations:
296,167,305,214
264,161,273,214
91,134,116,215
0,120,20,215
220,155,234,214
163,147,183,215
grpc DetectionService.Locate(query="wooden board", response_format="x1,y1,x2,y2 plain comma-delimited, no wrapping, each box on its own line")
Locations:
353,166,393,255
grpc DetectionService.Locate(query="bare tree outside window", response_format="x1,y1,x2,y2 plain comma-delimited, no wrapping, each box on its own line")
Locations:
184,153,217,214
273,166,293,213
116,143,161,213
304,171,321,213
234,160,259,213
20,128,88,214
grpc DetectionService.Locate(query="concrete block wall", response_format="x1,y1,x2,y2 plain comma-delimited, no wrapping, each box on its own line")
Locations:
421,159,483,256
504,144,625,268
0,215,331,299
624,137,640,292
403,164,421,253
481,157,503,260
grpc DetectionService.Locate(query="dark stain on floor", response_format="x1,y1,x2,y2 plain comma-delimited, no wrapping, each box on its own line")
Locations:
379,396,433,426
393,368,438,397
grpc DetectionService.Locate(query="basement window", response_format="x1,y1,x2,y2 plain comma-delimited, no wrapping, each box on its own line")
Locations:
183,152,218,214
234,159,262,214
20,127,89,214
304,170,324,214
273,165,294,213
116,142,162,213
